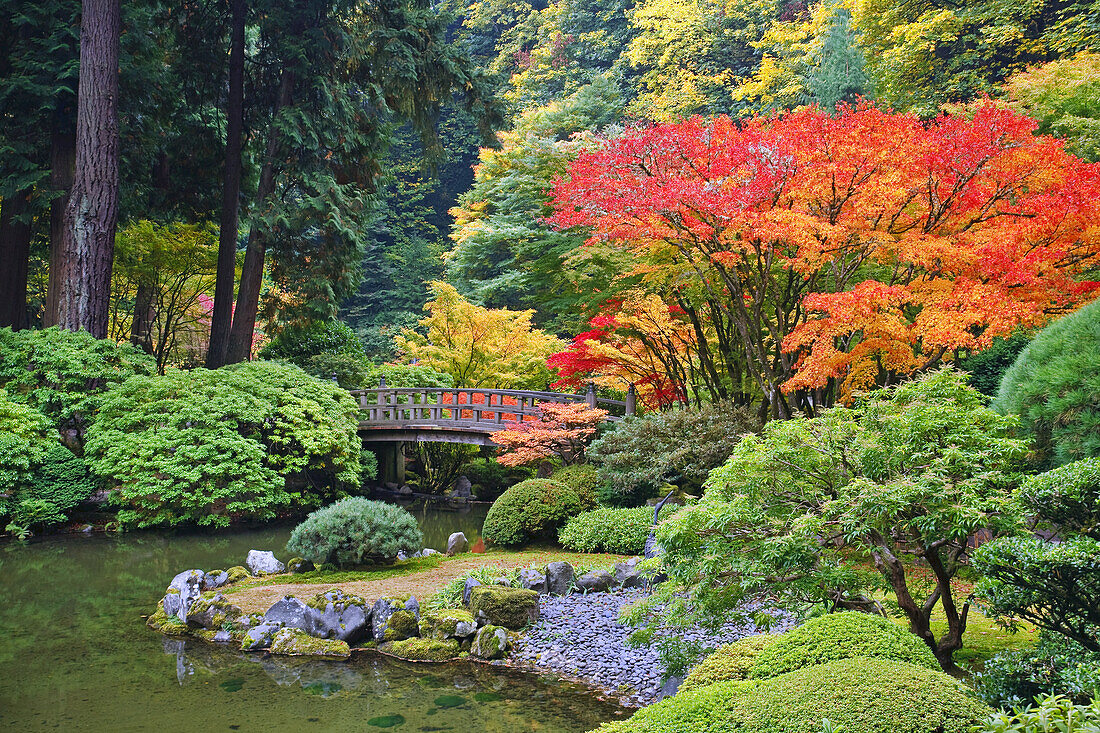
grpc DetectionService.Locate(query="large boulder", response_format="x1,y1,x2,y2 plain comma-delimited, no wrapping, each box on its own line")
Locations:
469,586,539,630
470,625,510,660
613,557,646,589
263,596,317,634
268,627,350,658
575,569,615,594
162,569,205,622
545,561,574,595
371,598,419,642
307,589,371,644
186,593,243,630
517,568,547,593
202,570,229,591
452,475,473,497
246,550,285,576
462,577,482,606
419,609,478,641
240,622,283,651
446,532,469,556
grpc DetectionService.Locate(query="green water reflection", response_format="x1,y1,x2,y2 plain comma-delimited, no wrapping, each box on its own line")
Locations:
0,505,626,731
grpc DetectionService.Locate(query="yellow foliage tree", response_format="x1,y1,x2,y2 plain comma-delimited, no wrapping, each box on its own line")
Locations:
394,281,564,389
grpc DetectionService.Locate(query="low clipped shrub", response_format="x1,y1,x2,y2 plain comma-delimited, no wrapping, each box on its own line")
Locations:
85,361,361,528
679,636,781,693
748,612,939,679
286,497,423,567
588,402,760,506
549,464,603,510
482,479,585,546
24,444,96,514
1018,457,1100,538
979,694,1100,733
595,657,991,733
992,298,1100,466
973,631,1100,708
559,505,655,554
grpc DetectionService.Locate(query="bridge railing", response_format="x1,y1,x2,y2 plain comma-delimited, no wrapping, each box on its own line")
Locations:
350,384,633,430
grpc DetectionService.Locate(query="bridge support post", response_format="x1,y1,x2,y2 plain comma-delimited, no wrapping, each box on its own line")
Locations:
377,442,406,485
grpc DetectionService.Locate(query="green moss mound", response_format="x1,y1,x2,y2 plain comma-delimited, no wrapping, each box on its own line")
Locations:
469,586,539,629
286,497,423,567
680,636,780,693
549,464,603,510
748,612,939,679
558,505,656,554
482,478,585,546
594,657,991,733
383,638,460,661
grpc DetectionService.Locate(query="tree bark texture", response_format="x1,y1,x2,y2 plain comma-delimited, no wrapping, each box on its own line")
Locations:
225,69,295,364
56,0,120,338
0,189,33,329
205,0,246,369
44,127,76,327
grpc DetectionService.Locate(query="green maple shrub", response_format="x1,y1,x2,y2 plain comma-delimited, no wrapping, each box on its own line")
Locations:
679,636,781,693
748,612,940,679
979,694,1100,733
85,361,361,528
362,363,454,389
482,478,585,546
594,657,991,733
286,497,423,566
0,390,57,533
588,402,760,506
973,631,1100,708
993,298,1100,466
559,505,659,554
0,327,155,443
548,464,602,510
259,319,364,362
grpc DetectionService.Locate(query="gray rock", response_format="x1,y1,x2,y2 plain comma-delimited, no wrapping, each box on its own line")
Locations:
186,593,242,629
202,570,229,590
422,548,441,557
470,625,510,660
263,596,316,634
463,576,482,606
212,630,232,643
404,596,420,618
575,569,614,593
287,558,314,574
452,475,473,497
518,568,547,593
397,485,414,496
163,569,204,622
493,576,511,586
545,561,574,595
658,675,683,700
371,598,418,642
241,622,282,651
311,590,371,644
246,550,285,576
446,531,469,556
613,558,646,589
397,550,409,561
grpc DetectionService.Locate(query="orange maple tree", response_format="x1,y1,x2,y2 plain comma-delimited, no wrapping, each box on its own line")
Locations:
550,103,1100,409
493,402,607,467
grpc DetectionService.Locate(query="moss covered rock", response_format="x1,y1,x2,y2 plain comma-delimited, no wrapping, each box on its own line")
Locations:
287,557,314,574
469,586,539,629
419,609,478,641
268,627,351,658
470,625,510,660
595,657,991,733
382,638,461,662
382,610,420,641
147,600,189,636
185,593,243,630
680,635,780,693
225,566,251,584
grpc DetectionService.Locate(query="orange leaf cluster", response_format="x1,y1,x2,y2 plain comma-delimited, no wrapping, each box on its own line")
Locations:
493,402,607,467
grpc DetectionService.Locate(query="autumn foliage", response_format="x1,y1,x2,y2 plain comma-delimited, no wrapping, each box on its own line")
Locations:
494,402,607,467
550,104,1100,409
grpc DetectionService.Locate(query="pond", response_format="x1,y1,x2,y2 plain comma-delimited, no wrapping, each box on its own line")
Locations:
0,503,627,731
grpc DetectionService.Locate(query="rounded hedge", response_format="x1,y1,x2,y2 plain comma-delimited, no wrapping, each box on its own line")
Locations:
679,636,780,693
594,657,991,733
482,479,585,546
992,298,1100,466
748,612,939,679
286,497,423,567
558,505,655,554
549,464,603,510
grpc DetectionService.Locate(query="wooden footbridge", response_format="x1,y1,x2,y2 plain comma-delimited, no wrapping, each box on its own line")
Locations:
350,379,636,483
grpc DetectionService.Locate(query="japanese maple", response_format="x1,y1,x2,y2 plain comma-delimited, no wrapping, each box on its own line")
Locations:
493,402,608,466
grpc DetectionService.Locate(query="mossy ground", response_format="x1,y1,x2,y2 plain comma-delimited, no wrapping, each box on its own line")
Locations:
382,638,461,661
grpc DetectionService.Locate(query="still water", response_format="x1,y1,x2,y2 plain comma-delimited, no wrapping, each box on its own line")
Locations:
0,503,626,731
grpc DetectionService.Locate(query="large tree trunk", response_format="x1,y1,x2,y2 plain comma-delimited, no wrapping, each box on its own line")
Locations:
205,0,246,369
0,189,34,329
56,0,120,338
224,69,295,364
44,127,76,327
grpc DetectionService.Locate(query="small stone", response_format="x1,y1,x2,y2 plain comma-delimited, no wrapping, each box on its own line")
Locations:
240,622,282,651
446,532,469,556
422,548,441,557
575,570,614,594
287,557,314,574
463,577,482,606
202,570,229,590
268,627,350,658
452,475,473,497
213,630,232,643
545,561,574,595
246,550,285,576
517,568,547,593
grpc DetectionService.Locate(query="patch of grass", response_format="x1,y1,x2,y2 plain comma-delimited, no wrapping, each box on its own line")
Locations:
221,555,444,593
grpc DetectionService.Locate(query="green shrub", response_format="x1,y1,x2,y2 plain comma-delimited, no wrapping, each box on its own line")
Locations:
679,636,781,693
958,333,1031,397
549,464,602,510
993,298,1100,466
362,363,455,389
301,352,368,389
482,478,585,546
459,457,535,501
973,631,1100,708
594,657,991,733
0,327,155,442
588,402,760,506
0,389,52,499
1018,458,1100,539
748,612,940,679
979,694,1100,733
286,497,423,566
360,449,379,484
85,361,361,528
260,320,364,362
558,505,655,554
23,443,96,514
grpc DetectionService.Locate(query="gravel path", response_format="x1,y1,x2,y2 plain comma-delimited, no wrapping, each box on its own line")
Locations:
509,589,794,707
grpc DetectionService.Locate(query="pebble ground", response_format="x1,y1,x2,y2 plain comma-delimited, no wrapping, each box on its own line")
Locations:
509,588,794,706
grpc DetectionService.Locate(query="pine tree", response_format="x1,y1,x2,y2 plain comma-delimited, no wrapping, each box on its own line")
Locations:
804,5,870,110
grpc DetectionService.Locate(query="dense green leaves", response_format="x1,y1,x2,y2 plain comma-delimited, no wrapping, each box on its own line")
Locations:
482,478,586,546
558,505,657,554
286,497,423,566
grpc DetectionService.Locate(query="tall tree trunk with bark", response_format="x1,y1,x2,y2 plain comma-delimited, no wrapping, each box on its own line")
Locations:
224,70,295,364
44,127,76,326
205,0,246,368
56,0,120,338
0,189,33,329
